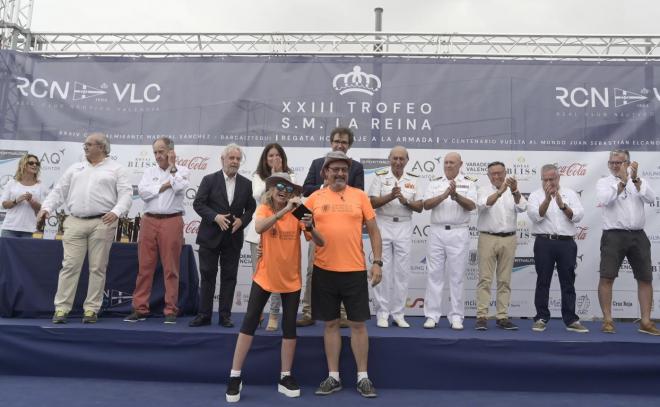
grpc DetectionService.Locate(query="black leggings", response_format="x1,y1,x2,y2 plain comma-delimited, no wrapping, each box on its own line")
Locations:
240,281,301,339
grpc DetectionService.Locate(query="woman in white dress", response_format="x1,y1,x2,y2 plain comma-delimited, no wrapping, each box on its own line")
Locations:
1,154,45,238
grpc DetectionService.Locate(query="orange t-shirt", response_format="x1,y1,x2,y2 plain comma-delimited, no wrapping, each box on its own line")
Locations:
253,204,309,293
305,186,376,272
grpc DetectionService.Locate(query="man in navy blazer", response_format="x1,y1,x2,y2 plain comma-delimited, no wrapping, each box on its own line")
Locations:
190,143,256,327
302,127,364,197
298,127,365,326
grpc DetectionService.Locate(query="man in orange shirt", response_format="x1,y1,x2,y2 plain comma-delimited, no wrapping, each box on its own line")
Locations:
305,151,383,398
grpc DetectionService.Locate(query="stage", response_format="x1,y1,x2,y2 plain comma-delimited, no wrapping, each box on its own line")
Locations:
1,315,659,396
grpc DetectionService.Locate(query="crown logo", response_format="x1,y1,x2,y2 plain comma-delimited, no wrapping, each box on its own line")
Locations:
332,65,382,96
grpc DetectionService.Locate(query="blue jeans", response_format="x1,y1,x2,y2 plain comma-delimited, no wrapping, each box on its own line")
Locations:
1,229,33,238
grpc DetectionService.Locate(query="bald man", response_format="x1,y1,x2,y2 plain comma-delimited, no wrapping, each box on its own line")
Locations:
422,152,477,330
368,146,423,328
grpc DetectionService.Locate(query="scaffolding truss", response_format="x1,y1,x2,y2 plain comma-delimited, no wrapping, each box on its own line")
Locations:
0,31,659,60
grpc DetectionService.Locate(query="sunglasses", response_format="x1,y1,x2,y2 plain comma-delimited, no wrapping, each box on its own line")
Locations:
27,161,41,167
275,183,295,193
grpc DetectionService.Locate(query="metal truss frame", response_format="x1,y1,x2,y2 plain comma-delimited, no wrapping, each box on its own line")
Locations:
0,0,33,48
0,31,660,61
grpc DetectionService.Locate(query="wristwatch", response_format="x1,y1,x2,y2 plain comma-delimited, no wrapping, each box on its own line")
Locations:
372,259,383,267
560,205,568,211
632,177,640,184
169,167,178,174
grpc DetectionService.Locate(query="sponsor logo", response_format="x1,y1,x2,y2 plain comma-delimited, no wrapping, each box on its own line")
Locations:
406,297,424,309
509,156,537,180
575,226,588,240
176,156,209,171
512,257,535,272
468,249,478,266
576,294,590,315
649,196,660,213
39,149,67,171
127,151,156,169
0,149,28,164
517,220,532,245
409,156,443,179
555,86,656,109
641,165,660,180
361,158,389,173
555,163,587,176
333,66,382,96
469,225,479,240
16,76,162,104
464,161,489,176
184,220,200,235
103,289,133,308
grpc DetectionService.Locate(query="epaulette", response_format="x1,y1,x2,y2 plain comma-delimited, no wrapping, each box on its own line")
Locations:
374,168,389,176
406,172,419,178
464,175,478,182
432,176,444,181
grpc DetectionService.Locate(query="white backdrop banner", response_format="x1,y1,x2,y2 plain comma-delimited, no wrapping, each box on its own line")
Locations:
1,51,660,319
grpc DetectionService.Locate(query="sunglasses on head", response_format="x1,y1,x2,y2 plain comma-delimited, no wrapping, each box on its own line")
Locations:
27,161,40,167
275,183,295,193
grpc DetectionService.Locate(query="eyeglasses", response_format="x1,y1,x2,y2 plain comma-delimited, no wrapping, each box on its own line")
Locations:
27,161,40,167
83,142,101,148
331,139,350,146
328,166,349,174
608,160,627,165
275,183,295,193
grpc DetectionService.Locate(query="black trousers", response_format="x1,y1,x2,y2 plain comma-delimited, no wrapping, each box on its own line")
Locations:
533,237,579,325
240,281,300,339
198,241,241,319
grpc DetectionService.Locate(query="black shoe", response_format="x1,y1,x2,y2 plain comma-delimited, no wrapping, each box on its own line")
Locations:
496,318,519,330
219,317,234,328
124,311,148,322
475,317,488,331
188,314,211,327
356,378,377,398
164,314,177,324
315,376,342,395
225,376,242,403
278,375,301,398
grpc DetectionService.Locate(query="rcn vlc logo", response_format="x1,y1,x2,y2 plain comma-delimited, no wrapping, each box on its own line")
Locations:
333,66,382,96
555,86,659,108
15,76,161,104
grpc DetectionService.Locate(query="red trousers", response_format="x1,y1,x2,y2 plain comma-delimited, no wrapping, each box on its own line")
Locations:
133,214,184,316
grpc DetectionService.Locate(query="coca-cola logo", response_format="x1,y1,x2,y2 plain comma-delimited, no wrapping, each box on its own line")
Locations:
556,163,587,176
184,220,200,234
177,156,209,171
575,225,588,240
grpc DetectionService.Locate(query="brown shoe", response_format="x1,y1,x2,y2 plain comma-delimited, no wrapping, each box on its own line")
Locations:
266,313,279,331
601,320,616,334
638,321,660,336
296,315,315,327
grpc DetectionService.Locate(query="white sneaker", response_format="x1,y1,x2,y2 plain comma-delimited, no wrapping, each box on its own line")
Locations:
376,317,388,328
451,320,464,330
423,318,437,329
392,316,410,328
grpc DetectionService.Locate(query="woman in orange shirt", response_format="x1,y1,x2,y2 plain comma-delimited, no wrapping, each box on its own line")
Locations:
226,172,324,403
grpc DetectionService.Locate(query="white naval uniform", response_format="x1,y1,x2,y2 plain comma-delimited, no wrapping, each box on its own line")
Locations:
367,168,420,321
422,175,477,325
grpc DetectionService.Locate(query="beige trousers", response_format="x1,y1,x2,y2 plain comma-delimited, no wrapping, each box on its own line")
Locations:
476,233,517,319
54,216,117,313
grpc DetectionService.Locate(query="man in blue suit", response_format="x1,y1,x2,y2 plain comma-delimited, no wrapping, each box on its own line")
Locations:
298,127,365,326
190,143,256,328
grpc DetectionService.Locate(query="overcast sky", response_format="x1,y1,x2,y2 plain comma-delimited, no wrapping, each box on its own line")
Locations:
29,0,660,35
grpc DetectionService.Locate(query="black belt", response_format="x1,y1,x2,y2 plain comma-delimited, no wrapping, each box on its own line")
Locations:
145,212,183,219
534,234,573,241
482,231,516,237
605,229,643,233
74,214,104,219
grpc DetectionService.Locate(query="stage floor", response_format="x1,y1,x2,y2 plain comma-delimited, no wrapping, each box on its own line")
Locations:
1,316,659,395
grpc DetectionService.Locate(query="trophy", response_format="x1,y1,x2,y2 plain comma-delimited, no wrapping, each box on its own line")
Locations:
55,210,67,240
130,213,141,242
120,217,133,243
33,215,46,239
